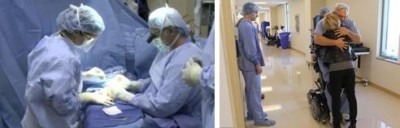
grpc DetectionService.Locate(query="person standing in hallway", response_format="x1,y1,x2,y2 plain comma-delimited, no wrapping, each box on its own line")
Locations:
314,3,361,128
237,2,276,126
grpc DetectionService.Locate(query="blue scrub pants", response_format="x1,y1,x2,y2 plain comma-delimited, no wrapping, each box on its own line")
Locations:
242,71,265,123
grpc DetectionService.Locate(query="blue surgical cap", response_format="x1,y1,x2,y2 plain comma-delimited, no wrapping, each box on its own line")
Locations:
320,7,330,16
148,7,189,36
241,2,259,15
56,4,105,35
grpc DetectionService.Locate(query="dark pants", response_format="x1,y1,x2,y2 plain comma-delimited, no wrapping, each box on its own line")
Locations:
276,38,281,48
328,69,357,128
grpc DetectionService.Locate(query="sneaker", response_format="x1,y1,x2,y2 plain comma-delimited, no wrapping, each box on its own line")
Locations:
246,112,268,120
255,119,276,126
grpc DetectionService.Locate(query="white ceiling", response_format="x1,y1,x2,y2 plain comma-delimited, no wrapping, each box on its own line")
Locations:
235,0,289,11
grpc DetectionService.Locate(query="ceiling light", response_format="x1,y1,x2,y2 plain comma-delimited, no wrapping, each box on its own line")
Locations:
254,2,268,4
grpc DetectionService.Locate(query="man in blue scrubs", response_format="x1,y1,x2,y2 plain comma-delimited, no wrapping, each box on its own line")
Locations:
237,2,276,126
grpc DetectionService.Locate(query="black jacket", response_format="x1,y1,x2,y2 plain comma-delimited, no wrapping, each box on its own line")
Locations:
318,29,357,64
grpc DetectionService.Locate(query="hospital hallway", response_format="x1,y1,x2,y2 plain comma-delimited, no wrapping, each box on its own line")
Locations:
244,41,400,128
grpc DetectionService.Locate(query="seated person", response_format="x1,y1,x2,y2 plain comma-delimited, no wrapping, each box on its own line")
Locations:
267,26,278,45
276,26,285,48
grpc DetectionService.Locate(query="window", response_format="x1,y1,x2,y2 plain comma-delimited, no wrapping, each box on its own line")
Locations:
380,0,400,61
285,3,290,32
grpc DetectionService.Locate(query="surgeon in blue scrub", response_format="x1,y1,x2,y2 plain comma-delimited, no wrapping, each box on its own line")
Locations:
106,6,203,128
21,4,114,128
181,23,215,128
237,2,276,126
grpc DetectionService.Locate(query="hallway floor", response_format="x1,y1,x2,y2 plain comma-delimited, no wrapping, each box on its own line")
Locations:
244,44,400,128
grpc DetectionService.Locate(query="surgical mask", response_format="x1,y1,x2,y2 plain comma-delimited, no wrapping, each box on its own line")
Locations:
151,38,170,53
76,38,96,52
151,31,180,53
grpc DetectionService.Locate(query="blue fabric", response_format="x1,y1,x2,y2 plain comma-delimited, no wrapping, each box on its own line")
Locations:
199,24,215,128
261,21,270,38
193,36,208,49
237,19,265,72
129,43,202,128
21,34,82,128
0,93,23,128
56,4,105,34
279,32,290,49
200,24,215,67
0,0,81,127
237,19,266,123
110,118,145,128
0,1,156,126
340,19,360,35
83,101,143,128
313,15,322,29
242,71,265,123
200,65,214,128
79,0,158,80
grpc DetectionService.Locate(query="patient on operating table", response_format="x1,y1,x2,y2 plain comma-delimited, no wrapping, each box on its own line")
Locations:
319,13,357,65
81,72,145,128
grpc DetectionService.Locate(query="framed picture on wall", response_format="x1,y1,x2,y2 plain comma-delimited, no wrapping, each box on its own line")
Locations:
295,14,300,32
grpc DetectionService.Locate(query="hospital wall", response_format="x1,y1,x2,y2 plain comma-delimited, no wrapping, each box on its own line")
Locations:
270,7,278,30
270,0,400,95
325,0,400,95
220,0,247,127
270,0,312,59
310,0,326,20
276,4,285,28
268,0,313,62
220,38,234,127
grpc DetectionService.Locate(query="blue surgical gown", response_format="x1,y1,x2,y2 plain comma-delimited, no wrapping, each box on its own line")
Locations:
237,19,266,123
198,23,215,128
21,34,82,128
127,42,203,128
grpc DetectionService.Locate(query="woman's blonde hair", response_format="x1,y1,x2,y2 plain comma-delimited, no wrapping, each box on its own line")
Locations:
322,13,340,31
